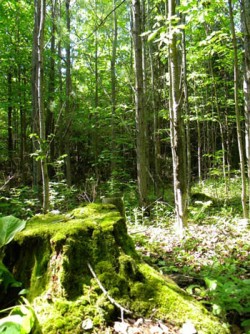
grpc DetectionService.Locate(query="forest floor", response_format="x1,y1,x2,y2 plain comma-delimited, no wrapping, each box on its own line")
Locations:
127,219,250,334
122,181,250,334
102,211,250,333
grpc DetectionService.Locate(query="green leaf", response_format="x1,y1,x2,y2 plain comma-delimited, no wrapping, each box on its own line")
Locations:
212,303,222,315
0,261,22,292
11,305,35,334
0,216,26,248
242,319,250,327
0,304,36,334
0,316,23,334
204,277,217,291
148,29,160,42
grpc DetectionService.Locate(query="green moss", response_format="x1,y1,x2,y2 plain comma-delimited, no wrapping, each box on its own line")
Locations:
5,204,230,334
131,263,230,334
29,241,51,299
118,254,142,281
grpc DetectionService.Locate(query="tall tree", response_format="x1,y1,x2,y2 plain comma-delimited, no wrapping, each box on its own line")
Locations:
110,0,118,172
242,0,250,215
168,0,187,235
228,0,247,217
65,0,72,186
132,0,149,207
32,0,50,212
46,0,57,168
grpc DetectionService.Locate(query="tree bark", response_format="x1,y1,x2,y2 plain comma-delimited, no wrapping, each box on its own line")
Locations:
168,0,187,235
242,0,250,217
46,0,57,170
65,0,72,186
32,0,50,212
111,0,118,172
132,0,149,208
7,72,13,174
228,0,247,218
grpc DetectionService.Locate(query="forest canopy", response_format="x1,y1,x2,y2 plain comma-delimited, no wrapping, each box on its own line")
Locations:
0,0,250,222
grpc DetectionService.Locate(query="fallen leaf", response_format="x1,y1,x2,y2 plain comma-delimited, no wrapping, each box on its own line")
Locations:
179,320,197,334
82,318,93,330
114,321,129,334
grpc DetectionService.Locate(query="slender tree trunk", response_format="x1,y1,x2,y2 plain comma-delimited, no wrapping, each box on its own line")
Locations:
149,42,161,193
65,0,72,186
132,0,149,208
111,0,118,172
228,0,247,218
7,72,13,174
32,0,40,188
46,0,56,169
242,0,250,217
93,0,99,176
181,14,191,195
168,0,187,235
35,0,50,212
57,0,63,161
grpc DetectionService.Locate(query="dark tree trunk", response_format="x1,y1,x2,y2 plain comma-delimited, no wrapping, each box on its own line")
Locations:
132,0,149,207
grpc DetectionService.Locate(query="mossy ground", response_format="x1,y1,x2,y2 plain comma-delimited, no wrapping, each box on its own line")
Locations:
4,203,230,334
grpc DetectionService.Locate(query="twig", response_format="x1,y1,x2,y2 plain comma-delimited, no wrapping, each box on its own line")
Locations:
129,228,148,235
0,175,15,191
76,0,126,43
87,262,132,321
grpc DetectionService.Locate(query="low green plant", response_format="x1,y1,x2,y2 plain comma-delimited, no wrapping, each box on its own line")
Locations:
0,187,40,219
49,181,78,212
0,216,26,296
0,298,37,334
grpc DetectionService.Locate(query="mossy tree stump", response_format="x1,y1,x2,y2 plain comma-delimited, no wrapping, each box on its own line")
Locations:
4,204,229,334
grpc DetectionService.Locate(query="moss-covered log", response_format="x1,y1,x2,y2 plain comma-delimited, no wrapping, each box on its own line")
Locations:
4,204,229,334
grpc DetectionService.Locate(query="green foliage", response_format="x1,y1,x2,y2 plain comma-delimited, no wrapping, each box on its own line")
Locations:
0,187,40,219
0,299,37,334
49,181,78,212
0,261,22,293
0,216,25,296
203,271,250,317
0,216,26,249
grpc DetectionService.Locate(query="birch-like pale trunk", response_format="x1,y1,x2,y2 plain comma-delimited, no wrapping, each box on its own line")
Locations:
168,0,187,236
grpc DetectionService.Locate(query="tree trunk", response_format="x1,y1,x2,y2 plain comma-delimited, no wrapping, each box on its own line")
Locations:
111,0,118,172
168,0,187,236
7,72,13,174
181,14,191,195
132,0,149,208
242,0,250,217
228,0,247,218
65,0,72,186
32,0,50,212
46,0,57,171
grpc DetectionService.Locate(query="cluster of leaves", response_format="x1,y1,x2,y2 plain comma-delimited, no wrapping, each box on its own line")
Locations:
0,300,37,334
0,216,38,334
0,181,79,219
0,216,26,298
0,187,40,219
